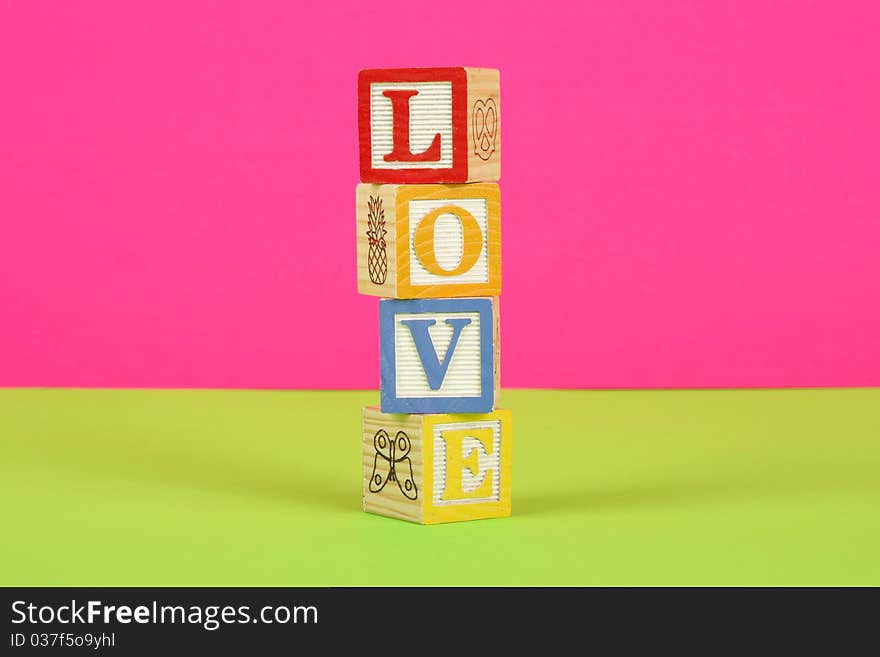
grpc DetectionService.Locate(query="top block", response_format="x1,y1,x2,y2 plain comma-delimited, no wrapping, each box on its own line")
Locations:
358,67,501,184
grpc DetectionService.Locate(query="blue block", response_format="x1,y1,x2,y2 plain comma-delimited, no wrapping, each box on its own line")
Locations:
380,297,496,414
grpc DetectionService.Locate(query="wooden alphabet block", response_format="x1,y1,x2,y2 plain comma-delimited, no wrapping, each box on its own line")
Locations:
358,67,500,184
380,297,500,414
362,406,512,524
356,183,501,299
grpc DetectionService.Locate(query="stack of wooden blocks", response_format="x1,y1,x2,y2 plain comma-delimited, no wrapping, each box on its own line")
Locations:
356,67,511,524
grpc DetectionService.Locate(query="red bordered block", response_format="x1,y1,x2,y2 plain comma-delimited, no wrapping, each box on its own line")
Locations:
358,67,500,184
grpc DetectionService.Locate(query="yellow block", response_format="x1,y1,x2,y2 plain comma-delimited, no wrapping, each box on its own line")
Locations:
356,183,502,299
362,406,512,524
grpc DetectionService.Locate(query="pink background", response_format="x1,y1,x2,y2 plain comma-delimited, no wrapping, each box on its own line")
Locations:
1,2,878,389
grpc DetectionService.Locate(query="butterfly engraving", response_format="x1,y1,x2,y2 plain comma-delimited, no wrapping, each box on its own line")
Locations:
369,429,418,500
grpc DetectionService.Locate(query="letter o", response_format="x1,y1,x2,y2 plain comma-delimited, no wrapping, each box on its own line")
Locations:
412,205,483,277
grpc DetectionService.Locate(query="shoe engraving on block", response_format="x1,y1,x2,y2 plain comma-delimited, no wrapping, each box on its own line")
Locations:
366,195,388,284
472,97,497,161
369,429,418,500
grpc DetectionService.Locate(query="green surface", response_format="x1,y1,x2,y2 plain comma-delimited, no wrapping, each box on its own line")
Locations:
1,388,878,586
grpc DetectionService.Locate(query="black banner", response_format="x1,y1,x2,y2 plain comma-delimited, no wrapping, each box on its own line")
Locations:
3,588,581,652
0,587,866,652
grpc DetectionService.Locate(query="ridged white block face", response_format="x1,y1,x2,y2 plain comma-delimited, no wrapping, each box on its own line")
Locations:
393,311,482,398
432,420,502,505
369,81,453,169
408,198,489,286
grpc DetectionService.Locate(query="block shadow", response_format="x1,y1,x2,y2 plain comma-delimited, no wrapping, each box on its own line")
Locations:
9,429,357,515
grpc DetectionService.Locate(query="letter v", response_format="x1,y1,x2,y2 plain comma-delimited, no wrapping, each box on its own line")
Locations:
400,318,472,390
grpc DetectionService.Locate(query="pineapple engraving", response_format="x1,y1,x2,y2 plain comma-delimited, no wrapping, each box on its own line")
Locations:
366,195,388,285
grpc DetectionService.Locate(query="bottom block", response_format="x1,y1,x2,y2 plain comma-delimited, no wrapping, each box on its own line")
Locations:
362,406,512,524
